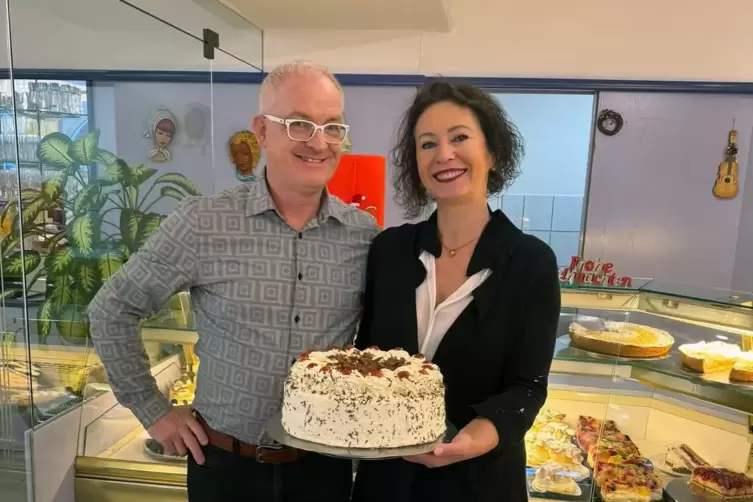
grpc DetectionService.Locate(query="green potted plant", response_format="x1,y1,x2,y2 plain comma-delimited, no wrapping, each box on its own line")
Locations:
0,129,201,343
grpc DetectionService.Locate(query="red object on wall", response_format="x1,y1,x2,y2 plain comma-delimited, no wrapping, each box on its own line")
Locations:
328,154,386,227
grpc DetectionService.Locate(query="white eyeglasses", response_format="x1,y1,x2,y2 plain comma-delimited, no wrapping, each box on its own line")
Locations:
264,114,350,144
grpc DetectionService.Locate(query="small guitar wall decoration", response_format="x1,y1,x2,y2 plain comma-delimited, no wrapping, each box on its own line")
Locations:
713,124,740,199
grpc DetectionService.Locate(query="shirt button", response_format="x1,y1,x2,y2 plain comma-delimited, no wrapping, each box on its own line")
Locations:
294,315,300,323
298,233,303,239
298,273,303,280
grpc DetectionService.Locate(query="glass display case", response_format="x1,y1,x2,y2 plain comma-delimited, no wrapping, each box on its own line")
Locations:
526,282,753,501
0,1,263,501
40,282,748,502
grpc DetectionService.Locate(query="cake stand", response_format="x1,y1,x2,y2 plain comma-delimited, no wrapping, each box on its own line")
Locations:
265,412,456,460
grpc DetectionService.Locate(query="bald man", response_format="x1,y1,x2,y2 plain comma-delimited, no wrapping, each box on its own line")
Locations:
88,61,379,502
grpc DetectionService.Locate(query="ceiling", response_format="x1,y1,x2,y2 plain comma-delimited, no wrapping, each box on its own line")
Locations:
215,0,452,31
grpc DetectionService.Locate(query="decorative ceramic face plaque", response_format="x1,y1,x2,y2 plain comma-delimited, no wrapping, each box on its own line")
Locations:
144,107,177,163
228,130,261,182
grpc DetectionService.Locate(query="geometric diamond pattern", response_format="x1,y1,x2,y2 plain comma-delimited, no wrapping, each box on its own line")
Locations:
88,175,379,445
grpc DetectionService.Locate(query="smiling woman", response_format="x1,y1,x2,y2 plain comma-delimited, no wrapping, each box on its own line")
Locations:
351,81,560,502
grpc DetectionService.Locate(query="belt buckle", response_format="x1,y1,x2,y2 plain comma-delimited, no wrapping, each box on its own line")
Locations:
255,444,284,463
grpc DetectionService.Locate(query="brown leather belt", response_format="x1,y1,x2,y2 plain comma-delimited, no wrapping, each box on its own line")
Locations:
195,413,305,464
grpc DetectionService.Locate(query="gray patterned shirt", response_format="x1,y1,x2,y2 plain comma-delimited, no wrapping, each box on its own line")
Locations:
88,176,379,444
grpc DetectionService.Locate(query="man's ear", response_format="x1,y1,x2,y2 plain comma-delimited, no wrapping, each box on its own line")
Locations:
251,115,267,148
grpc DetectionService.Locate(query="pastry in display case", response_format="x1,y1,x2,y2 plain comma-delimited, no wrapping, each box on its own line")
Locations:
662,443,709,475
678,341,741,374
568,320,675,358
689,466,753,498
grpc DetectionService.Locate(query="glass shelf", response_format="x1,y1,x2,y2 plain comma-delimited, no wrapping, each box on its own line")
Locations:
563,281,753,312
639,280,753,310
0,160,91,170
0,108,88,120
560,284,753,416
552,336,753,414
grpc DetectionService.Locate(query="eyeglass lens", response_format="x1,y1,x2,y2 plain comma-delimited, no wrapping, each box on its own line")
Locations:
287,120,348,143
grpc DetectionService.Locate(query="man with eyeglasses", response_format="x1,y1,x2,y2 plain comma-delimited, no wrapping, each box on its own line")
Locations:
88,60,379,502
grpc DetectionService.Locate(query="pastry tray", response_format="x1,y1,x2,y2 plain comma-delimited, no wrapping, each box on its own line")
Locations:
265,412,456,460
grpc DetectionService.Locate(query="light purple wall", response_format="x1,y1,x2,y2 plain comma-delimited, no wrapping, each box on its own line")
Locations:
93,83,753,292
584,92,753,291
732,138,753,293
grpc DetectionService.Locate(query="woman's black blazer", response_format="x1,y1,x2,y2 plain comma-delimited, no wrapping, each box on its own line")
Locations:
351,209,561,502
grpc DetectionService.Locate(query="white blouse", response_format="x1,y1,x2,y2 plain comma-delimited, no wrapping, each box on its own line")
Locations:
416,250,492,359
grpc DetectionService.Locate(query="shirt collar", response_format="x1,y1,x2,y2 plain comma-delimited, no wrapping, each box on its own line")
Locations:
416,207,522,275
244,172,347,225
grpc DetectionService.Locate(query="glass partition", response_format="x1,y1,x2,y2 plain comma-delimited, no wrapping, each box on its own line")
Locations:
121,0,264,72
0,1,261,500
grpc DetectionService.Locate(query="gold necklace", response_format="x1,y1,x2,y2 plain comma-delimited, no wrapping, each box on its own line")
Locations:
441,236,479,258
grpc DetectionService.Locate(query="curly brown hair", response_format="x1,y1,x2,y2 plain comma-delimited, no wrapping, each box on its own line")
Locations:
391,80,524,219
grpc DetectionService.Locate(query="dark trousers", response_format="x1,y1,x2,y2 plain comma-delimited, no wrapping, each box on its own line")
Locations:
187,443,353,502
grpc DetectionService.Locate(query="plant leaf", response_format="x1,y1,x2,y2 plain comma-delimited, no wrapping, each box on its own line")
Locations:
120,208,141,252
37,298,55,339
50,275,74,306
68,214,95,254
130,165,158,187
46,248,74,277
98,250,123,281
1,200,17,228
56,305,89,340
135,212,163,249
69,129,100,165
0,289,21,303
19,189,39,202
41,172,69,203
73,183,103,215
77,261,99,294
160,186,185,202
0,235,19,255
2,250,41,276
37,132,75,166
19,197,50,231
153,173,200,196
95,149,118,166
102,159,132,186
125,186,138,208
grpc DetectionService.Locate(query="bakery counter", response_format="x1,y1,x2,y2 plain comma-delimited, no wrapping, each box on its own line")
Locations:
75,380,753,502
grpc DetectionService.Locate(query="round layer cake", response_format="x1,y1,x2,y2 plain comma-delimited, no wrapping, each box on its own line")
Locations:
281,346,446,448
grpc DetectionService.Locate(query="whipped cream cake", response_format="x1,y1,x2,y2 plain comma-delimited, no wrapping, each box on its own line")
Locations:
281,346,446,448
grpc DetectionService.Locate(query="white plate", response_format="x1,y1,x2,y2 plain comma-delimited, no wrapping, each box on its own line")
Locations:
265,412,455,460
649,453,689,477
143,438,187,462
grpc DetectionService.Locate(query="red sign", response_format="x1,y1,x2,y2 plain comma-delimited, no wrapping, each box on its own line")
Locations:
559,256,633,288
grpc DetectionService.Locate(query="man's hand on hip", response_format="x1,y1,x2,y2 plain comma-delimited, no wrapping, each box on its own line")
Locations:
148,406,209,464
